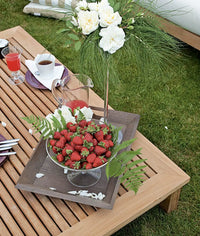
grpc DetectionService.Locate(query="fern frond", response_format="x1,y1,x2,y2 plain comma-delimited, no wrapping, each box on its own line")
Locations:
106,137,146,194
21,115,54,139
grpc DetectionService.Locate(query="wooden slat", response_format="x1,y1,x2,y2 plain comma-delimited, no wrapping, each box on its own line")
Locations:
0,167,55,235
35,194,69,232
0,218,12,236
51,198,79,226
0,183,37,236
64,201,88,221
0,200,24,236
78,203,96,216
0,97,39,148
0,65,53,116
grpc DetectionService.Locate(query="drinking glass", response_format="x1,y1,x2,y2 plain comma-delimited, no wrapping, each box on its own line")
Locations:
1,45,25,85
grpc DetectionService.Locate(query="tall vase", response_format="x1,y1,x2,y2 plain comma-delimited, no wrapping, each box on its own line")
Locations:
104,65,109,123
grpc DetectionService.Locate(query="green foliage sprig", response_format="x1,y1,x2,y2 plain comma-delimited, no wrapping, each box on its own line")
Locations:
106,137,145,193
22,112,64,140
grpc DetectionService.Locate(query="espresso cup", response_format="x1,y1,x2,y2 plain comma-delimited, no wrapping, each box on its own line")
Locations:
35,54,55,78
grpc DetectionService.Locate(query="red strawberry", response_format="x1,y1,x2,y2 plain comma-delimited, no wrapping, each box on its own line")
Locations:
66,132,73,142
105,150,112,158
56,137,66,149
70,151,81,161
57,154,64,162
93,157,103,167
100,124,108,129
69,161,76,169
69,124,77,132
86,153,96,163
108,140,114,147
86,163,93,169
94,146,106,156
94,130,104,142
103,157,108,163
84,132,93,142
92,138,98,146
66,122,73,129
53,131,62,139
89,146,94,152
52,146,58,154
81,147,89,157
65,143,74,153
62,144,74,157
74,145,83,152
60,129,68,136
81,161,88,169
78,120,87,128
99,140,110,149
49,139,56,146
72,136,83,145
105,134,112,140
87,121,95,126
65,159,72,166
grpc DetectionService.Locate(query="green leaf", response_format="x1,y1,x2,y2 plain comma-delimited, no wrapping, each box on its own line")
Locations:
68,33,79,41
74,41,82,51
107,159,123,177
56,28,68,34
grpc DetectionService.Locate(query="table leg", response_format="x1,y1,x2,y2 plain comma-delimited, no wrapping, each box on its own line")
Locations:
159,189,181,213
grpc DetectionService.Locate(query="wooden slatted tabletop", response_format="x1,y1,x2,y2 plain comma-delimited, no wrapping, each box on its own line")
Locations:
0,26,190,236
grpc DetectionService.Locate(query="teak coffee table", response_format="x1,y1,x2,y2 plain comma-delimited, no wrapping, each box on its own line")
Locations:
0,26,190,236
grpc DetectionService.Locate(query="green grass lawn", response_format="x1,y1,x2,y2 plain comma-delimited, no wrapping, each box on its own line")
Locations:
1,1,200,235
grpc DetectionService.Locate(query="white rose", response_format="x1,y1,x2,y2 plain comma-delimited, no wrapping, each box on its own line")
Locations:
99,25,125,54
80,107,93,121
74,107,93,122
99,6,122,27
58,105,76,124
78,10,99,35
98,0,110,9
88,2,98,12
75,0,88,12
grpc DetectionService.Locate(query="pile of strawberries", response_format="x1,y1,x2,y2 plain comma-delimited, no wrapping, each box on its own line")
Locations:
49,120,115,170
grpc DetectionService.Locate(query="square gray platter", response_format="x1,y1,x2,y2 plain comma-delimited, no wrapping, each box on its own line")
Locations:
16,110,140,209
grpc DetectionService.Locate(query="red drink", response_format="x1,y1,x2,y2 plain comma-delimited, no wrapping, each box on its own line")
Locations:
5,53,21,71
66,100,88,112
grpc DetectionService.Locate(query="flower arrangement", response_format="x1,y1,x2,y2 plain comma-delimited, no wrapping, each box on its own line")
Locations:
71,0,126,54
58,0,180,90
22,105,145,193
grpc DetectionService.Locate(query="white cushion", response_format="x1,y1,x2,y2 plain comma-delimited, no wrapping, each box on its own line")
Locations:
138,0,200,36
23,3,72,19
29,0,72,8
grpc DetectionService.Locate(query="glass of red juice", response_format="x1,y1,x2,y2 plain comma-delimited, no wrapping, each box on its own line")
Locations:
52,74,94,112
1,45,25,85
